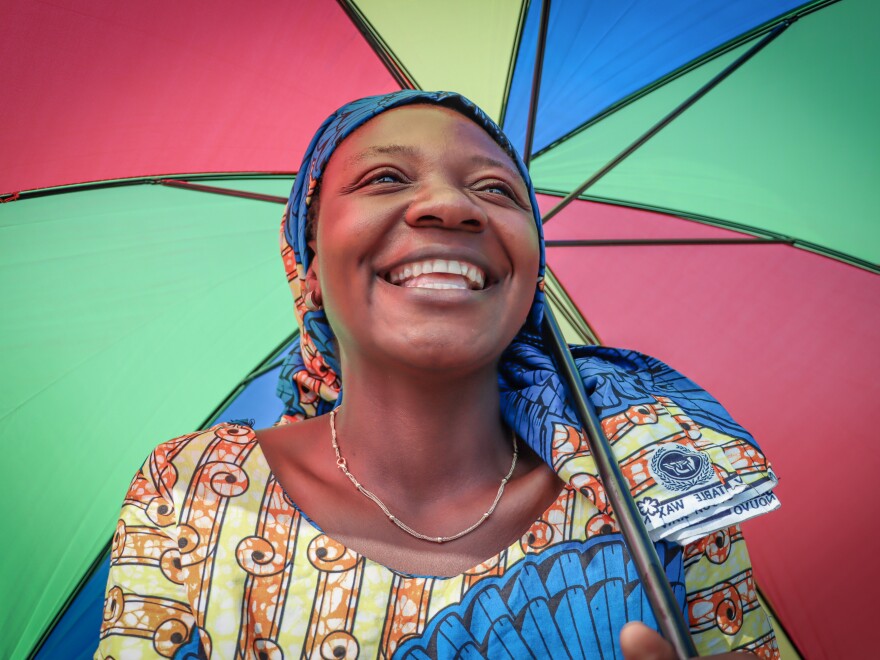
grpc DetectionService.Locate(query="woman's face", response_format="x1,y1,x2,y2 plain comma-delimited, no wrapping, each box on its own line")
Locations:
309,105,540,375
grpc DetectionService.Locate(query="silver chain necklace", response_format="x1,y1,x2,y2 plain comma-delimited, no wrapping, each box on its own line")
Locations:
329,407,519,544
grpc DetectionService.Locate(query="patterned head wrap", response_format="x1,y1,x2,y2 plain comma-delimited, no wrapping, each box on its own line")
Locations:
277,90,544,422
276,91,778,545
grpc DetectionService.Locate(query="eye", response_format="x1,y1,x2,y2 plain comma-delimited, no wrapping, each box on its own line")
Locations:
366,170,405,185
477,181,515,198
474,179,531,211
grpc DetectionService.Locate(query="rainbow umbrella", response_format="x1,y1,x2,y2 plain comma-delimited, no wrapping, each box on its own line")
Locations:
2,1,876,657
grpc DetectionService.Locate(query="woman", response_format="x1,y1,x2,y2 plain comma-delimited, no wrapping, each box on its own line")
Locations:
97,91,780,659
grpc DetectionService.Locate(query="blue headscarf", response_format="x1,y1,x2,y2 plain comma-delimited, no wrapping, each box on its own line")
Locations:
276,90,545,426
276,91,776,544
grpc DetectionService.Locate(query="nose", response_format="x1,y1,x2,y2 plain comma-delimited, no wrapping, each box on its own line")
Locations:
404,179,487,232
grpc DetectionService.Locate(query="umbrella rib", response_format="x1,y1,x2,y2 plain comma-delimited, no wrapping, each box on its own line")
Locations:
546,238,791,247
544,268,602,346
541,19,793,225
27,540,113,659
522,0,552,168
537,191,880,273
158,178,288,204
1,173,296,202
538,189,794,239
35,175,872,270
335,0,418,90
756,587,809,660
497,0,531,128
198,330,302,431
28,328,302,657
530,0,839,160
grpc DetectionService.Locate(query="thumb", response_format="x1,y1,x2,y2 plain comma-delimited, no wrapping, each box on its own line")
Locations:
620,621,677,660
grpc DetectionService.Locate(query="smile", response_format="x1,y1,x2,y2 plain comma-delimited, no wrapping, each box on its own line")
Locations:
385,259,486,291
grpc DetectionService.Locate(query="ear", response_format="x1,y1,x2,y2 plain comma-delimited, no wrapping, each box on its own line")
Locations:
303,252,323,307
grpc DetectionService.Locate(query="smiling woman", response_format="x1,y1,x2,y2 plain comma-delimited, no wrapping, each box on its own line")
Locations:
311,106,539,379
95,92,781,659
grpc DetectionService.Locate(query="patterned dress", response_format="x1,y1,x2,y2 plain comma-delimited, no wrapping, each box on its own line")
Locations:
98,90,781,659
96,421,779,659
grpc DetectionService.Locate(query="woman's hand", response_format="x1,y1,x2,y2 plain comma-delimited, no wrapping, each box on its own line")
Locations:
620,622,757,659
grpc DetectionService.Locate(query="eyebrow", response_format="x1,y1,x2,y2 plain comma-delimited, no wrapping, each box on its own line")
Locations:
466,154,521,181
348,144,420,165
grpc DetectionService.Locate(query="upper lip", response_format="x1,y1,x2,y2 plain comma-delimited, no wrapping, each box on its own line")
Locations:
377,247,499,289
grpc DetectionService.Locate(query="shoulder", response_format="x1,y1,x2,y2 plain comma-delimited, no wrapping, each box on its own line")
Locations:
146,422,258,472
554,396,778,546
252,414,331,483
130,423,266,513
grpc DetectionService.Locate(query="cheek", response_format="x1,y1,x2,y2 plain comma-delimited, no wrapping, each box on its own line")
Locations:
509,220,541,279
316,197,402,261
314,205,373,277
518,227,542,310
502,221,541,328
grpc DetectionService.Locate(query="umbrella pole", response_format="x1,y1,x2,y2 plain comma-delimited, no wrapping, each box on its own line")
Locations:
541,306,699,658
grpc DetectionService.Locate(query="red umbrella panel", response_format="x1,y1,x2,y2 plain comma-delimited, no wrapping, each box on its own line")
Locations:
540,195,880,657
3,0,877,657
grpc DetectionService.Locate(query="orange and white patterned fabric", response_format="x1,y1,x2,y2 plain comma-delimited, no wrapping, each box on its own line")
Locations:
96,422,779,659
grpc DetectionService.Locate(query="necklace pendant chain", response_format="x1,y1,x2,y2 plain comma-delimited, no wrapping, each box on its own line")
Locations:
329,407,518,544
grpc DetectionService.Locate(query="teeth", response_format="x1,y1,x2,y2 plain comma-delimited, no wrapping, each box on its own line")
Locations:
386,258,486,290
467,265,485,289
433,259,450,274
404,281,468,290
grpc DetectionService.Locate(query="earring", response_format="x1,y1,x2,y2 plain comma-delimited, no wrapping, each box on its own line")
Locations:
304,290,321,311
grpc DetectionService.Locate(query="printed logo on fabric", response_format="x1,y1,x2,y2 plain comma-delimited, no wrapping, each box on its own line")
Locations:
649,444,714,492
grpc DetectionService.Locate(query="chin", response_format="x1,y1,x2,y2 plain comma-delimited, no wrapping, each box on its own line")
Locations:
386,332,506,375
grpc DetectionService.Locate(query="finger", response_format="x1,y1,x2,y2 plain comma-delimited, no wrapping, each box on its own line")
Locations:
620,622,677,660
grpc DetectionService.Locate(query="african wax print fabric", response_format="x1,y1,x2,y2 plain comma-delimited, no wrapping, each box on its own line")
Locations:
98,91,781,658
96,423,779,659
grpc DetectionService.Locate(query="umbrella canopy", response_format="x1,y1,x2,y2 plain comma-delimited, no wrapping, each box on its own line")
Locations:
2,1,877,658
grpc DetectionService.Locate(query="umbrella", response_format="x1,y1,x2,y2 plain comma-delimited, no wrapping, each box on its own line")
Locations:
2,0,876,657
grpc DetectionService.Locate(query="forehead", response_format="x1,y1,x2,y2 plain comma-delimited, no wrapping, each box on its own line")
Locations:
328,105,519,172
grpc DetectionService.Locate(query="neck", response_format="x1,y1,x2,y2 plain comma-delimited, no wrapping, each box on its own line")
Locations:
331,360,513,504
